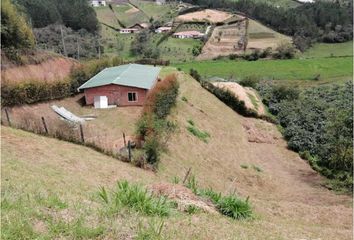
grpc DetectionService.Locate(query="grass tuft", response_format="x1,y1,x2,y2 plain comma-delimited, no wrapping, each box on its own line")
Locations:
186,120,210,143
98,180,175,217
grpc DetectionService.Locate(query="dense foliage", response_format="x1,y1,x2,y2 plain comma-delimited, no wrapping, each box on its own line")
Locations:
183,0,353,49
258,81,353,191
136,74,179,166
33,24,102,59
15,0,99,33
131,30,160,59
1,0,35,49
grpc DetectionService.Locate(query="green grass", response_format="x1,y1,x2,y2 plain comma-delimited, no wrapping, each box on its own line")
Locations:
186,120,210,143
98,181,175,217
301,41,353,59
246,93,259,110
174,57,353,81
158,37,202,63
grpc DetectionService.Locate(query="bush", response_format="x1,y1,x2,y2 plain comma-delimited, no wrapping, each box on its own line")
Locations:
98,181,174,217
239,76,260,89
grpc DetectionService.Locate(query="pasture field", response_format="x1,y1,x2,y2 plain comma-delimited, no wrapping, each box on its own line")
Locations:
157,36,203,62
130,0,177,21
174,56,353,82
301,41,353,58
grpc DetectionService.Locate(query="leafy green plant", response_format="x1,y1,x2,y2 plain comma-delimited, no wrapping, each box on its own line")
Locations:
217,195,252,220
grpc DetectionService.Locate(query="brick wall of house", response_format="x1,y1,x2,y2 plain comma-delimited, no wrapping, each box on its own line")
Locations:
84,84,149,106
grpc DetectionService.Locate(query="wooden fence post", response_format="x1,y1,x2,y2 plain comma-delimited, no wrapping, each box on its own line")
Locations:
41,117,48,134
4,108,11,127
128,140,131,162
182,167,192,184
123,132,126,147
79,124,85,143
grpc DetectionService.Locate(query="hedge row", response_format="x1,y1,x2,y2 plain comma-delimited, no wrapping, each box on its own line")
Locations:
1,57,123,107
136,74,179,167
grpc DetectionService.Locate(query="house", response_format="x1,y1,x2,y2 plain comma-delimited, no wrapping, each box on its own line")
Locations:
156,0,166,5
173,30,205,39
155,26,172,33
91,0,106,7
128,23,150,30
120,28,140,34
78,64,161,107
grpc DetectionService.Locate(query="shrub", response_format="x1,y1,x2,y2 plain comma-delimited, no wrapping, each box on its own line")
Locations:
98,181,174,217
136,74,180,168
239,76,260,89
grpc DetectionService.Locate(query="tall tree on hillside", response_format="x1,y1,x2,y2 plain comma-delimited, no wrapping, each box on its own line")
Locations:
1,0,35,49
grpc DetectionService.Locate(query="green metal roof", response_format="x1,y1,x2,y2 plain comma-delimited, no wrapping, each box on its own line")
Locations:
78,64,161,91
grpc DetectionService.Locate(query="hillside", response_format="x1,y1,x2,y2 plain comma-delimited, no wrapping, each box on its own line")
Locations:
2,69,352,239
1,54,79,85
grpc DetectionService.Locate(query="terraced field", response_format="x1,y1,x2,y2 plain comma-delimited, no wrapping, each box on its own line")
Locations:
198,20,247,60
246,19,292,52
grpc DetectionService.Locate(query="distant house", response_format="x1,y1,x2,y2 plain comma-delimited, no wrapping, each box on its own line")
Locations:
155,26,172,33
156,0,166,5
78,64,161,107
91,0,106,7
120,28,140,34
173,31,205,39
129,23,150,30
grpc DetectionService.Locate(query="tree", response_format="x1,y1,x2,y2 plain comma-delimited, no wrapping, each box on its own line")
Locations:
1,0,35,49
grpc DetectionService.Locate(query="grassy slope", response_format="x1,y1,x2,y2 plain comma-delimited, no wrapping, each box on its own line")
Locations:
174,57,353,82
301,41,353,58
2,69,352,239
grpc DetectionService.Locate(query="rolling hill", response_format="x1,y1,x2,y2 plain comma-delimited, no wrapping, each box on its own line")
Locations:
2,69,352,239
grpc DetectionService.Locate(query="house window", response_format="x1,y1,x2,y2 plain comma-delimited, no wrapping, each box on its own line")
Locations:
128,92,137,102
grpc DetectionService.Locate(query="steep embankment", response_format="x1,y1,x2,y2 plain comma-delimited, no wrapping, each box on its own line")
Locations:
1,69,352,239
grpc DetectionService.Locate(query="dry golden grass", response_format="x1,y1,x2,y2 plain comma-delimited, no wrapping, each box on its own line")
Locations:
1,68,352,239
1,57,79,85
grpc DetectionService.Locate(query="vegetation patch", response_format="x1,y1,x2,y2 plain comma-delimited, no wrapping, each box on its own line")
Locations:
136,74,179,167
185,176,252,220
186,119,210,143
258,80,353,191
98,181,175,217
